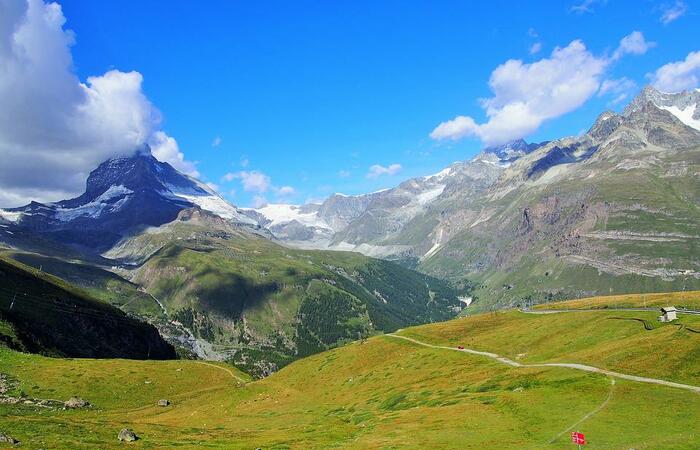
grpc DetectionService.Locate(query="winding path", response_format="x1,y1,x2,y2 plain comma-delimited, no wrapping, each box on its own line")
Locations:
191,361,248,383
549,378,615,444
385,334,700,393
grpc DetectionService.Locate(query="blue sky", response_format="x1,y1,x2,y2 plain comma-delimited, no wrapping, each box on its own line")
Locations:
2,0,699,207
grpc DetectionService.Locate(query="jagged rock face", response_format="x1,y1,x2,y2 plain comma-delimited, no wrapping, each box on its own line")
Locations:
0,146,257,251
316,194,378,230
482,138,544,162
587,111,624,141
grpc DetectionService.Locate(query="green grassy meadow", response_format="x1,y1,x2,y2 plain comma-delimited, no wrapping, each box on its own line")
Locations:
1,291,699,448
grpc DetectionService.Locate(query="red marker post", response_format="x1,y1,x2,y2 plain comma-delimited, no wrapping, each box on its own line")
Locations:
571,431,586,449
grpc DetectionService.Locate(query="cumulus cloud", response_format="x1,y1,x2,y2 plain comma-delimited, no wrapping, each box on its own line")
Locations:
367,164,402,179
649,50,700,92
612,31,655,61
222,170,271,193
275,186,295,196
660,1,688,24
431,40,606,145
149,131,199,177
0,0,196,207
431,32,651,146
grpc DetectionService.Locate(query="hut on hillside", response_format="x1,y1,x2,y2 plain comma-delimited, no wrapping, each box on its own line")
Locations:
658,306,678,323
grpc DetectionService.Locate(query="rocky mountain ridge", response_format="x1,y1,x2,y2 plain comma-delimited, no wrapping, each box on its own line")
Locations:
253,86,700,306
0,146,258,251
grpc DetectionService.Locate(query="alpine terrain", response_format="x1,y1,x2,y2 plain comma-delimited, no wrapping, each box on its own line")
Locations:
253,87,700,310
0,147,465,376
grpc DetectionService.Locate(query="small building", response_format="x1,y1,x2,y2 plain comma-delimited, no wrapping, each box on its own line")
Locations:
658,306,678,323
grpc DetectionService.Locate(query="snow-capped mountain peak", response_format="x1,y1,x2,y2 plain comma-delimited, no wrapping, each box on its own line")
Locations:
626,85,700,131
0,146,257,250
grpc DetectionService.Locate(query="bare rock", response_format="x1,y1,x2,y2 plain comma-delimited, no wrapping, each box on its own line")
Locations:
157,399,170,407
118,428,138,442
0,432,19,444
64,396,89,409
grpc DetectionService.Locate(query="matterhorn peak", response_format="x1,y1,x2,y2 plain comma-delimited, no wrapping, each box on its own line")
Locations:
134,144,153,157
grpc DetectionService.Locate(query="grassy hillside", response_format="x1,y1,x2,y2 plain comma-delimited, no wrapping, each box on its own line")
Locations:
0,250,163,318
533,290,700,310
0,292,698,448
109,213,465,375
0,255,175,359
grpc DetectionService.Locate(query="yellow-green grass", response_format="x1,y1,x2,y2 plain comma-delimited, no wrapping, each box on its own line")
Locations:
400,308,700,386
532,290,700,311
2,318,700,448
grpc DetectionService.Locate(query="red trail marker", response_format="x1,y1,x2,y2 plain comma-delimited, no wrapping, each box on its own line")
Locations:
571,431,586,448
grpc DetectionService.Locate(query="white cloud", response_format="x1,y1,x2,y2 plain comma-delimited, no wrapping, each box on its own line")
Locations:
367,163,402,179
529,42,542,55
212,136,222,147
149,131,199,177
570,0,605,14
660,1,688,24
222,170,271,193
431,40,607,145
649,50,700,92
276,186,295,196
612,31,655,61
252,195,268,208
0,0,197,207
431,33,651,146
338,170,351,178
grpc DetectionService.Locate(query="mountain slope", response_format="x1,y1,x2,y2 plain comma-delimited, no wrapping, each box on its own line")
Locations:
250,139,541,259
0,291,698,448
0,146,257,251
253,87,700,308
419,86,700,309
108,208,465,375
0,255,175,359
0,145,466,376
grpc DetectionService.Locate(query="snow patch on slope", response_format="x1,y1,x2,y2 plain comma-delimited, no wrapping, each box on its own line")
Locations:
659,104,700,131
53,185,134,221
255,204,333,230
0,209,22,223
160,178,257,225
416,185,446,205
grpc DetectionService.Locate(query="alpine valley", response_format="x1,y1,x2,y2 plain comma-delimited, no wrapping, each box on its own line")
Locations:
251,86,700,310
1,85,698,380
0,142,465,376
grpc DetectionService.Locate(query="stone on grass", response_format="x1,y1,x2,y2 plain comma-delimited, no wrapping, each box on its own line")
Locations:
0,432,18,444
157,399,170,407
118,428,138,442
64,397,89,409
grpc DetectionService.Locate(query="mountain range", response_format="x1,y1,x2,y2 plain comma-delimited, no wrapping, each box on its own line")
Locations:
0,145,465,375
1,85,699,374
249,86,700,308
